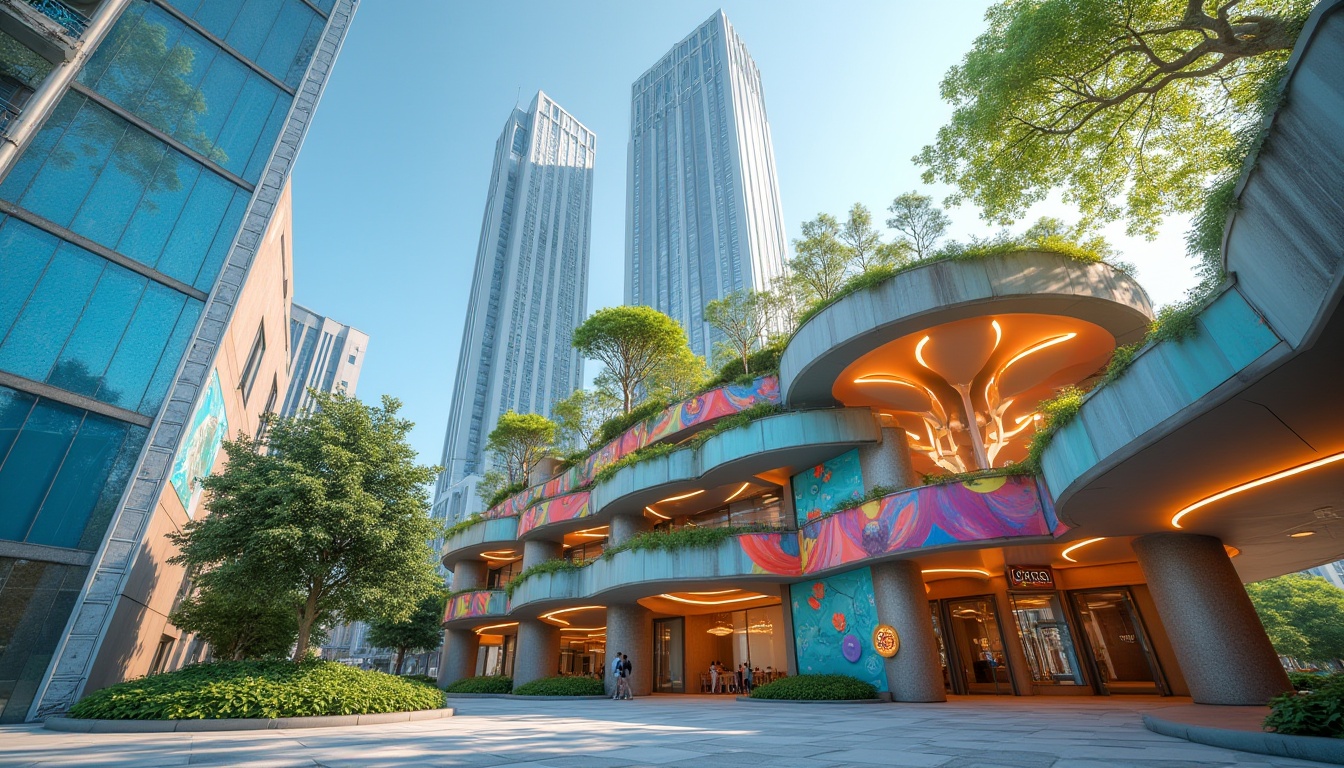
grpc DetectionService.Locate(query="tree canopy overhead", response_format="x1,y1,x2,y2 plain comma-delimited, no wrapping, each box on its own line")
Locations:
1247,574,1344,663
917,0,1311,237
169,392,441,661
572,306,691,412
485,410,557,485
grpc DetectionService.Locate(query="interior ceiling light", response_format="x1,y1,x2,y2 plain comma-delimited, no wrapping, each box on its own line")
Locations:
559,626,606,632
724,482,752,503
991,319,1002,350
998,333,1078,377
658,592,769,606
644,505,670,520
473,622,518,634
540,605,604,625
1171,451,1344,528
685,590,740,595
1061,537,1106,563
707,625,734,636
921,568,991,577
1289,531,1316,538
915,335,933,369
657,489,705,504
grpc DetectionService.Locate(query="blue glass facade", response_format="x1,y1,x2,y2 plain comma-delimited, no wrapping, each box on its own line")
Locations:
0,0,337,723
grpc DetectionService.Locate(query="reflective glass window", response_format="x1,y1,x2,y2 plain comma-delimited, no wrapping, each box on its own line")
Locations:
0,558,91,723
164,0,324,88
79,1,293,182
0,386,148,550
0,94,251,289
0,216,204,417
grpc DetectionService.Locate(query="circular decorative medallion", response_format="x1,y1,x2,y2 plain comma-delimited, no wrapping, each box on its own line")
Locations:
841,633,862,662
872,624,899,658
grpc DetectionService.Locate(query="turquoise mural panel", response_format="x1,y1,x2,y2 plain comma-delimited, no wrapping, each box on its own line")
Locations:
791,448,863,526
789,567,887,691
169,369,227,518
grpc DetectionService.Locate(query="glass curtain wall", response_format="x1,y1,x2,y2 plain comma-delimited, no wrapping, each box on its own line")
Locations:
1070,589,1166,695
1008,593,1085,687
653,617,684,692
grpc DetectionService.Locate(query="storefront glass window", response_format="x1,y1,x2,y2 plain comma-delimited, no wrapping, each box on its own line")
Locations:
1008,593,1084,686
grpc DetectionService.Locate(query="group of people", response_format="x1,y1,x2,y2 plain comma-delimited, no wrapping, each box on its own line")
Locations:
706,661,769,694
610,652,633,700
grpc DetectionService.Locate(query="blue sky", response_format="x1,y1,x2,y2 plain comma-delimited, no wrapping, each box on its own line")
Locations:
290,0,1201,468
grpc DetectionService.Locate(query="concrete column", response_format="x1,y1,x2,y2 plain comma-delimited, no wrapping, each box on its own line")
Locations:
438,628,479,688
512,619,560,688
859,426,918,493
871,560,946,702
1133,533,1290,705
451,559,487,591
609,513,653,547
605,603,653,697
522,539,563,570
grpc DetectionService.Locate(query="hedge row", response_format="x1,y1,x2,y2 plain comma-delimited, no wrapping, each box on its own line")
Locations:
748,674,878,701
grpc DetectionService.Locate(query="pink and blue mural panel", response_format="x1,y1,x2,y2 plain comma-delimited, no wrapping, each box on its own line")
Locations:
790,567,888,691
517,491,591,537
444,590,508,622
799,476,1052,573
791,449,864,526
739,532,803,576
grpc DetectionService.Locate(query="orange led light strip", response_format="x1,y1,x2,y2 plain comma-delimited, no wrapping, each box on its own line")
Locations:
1171,451,1344,529
539,605,604,626
473,622,518,634
1061,537,1106,563
657,489,705,503
658,593,770,606
644,505,670,520
921,568,991,577
724,482,752,502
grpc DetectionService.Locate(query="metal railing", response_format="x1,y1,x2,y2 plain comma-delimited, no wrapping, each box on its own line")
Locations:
23,0,91,36
0,96,21,136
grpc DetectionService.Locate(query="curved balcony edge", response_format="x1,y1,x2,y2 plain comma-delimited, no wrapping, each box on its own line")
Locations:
779,252,1154,409
440,515,521,569
442,589,509,629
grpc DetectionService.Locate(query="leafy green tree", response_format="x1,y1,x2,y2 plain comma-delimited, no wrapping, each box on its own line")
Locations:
917,0,1310,236
475,469,507,505
486,411,557,485
886,191,950,259
645,345,709,403
764,273,804,340
790,213,853,304
169,575,299,660
367,588,449,675
553,386,622,450
1247,574,1344,663
169,392,441,661
704,290,773,375
572,306,690,412
838,203,886,271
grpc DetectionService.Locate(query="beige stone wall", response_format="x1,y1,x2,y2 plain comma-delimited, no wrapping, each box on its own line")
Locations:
85,183,296,691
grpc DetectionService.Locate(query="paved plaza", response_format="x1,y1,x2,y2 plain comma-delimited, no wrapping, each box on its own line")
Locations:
0,696,1333,768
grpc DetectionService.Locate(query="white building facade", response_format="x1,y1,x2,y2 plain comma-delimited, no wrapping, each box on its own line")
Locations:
625,11,788,357
432,92,595,526
281,302,368,417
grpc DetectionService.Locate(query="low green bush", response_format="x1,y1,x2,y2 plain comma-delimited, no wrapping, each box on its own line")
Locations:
705,343,785,388
1289,672,1344,692
444,675,513,694
485,480,529,510
443,513,485,539
401,674,439,687
67,660,445,720
601,524,784,562
749,674,878,701
593,442,678,484
1264,675,1344,738
504,558,584,599
512,676,605,696
596,398,672,445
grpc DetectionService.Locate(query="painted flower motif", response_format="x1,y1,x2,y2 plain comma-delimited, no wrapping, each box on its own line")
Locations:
812,583,825,600
823,471,833,483
813,465,824,478
832,613,847,633
806,509,821,521
807,596,821,611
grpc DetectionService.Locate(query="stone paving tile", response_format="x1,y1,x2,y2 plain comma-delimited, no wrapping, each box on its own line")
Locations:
809,747,952,766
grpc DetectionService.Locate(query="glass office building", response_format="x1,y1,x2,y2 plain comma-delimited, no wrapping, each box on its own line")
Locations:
431,92,595,527
625,11,788,356
0,0,355,722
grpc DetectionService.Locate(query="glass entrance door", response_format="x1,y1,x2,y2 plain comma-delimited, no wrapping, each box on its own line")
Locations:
928,602,952,693
1009,593,1085,687
944,596,1013,694
653,617,684,693
1070,588,1166,695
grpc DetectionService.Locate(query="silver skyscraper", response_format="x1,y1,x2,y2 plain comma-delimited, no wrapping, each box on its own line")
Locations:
432,92,595,525
625,11,788,357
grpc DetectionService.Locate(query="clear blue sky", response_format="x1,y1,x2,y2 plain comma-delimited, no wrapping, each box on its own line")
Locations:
290,0,1200,468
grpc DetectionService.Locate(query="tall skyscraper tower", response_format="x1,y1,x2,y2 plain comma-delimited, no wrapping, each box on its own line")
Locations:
625,11,788,357
282,302,369,417
0,0,356,721
432,92,595,526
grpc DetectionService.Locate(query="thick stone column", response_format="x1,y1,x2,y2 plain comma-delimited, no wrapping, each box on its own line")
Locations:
438,628,479,688
859,426,918,492
451,559,487,591
522,539,563,570
512,619,560,688
871,560,946,702
610,513,653,547
605,603,652,697
1133,533,1290,705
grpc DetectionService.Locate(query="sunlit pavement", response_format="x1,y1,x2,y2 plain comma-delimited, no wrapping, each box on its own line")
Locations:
0,694,1332,768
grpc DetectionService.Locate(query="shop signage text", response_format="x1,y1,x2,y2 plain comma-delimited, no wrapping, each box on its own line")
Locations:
1006,565,1055,590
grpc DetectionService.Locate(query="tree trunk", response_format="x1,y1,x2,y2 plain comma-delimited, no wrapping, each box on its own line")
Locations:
293,591,320,661
395,647,407,675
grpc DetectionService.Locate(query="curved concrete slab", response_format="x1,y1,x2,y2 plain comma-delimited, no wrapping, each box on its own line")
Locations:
441,516,521,569
442,589,509,629
780,252,1153,408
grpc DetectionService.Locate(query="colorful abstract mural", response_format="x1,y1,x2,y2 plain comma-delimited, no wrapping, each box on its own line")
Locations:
444,589,508,622
741,477,1053,576
791,449,864,526
483,376,780,523
517,491,591,537
790,568,888,691
168,369,227,519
